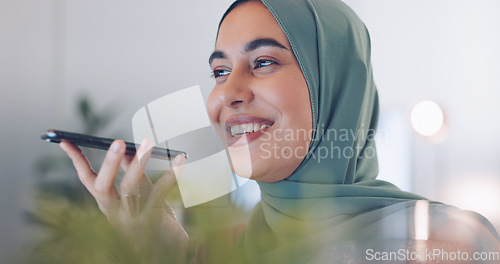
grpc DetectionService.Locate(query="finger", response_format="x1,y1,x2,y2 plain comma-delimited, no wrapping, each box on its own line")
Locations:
59,141,97,189
94,140,125,196
120,154,134,172
146,155,186,211
121,153,153,193
120,138,153,195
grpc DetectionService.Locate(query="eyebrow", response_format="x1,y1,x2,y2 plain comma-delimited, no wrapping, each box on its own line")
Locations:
208,38,288,65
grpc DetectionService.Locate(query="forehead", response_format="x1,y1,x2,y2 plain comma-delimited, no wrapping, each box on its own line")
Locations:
216,1,290,50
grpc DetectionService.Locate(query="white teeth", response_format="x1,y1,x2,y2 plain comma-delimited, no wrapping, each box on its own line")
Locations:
230,126,238,136
254,123,261,132
229,122,272,137
244,123,252,133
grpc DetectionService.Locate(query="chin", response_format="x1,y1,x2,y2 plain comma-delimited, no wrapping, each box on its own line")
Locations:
228,151,272,181
227,144,253,179
226,135,268,179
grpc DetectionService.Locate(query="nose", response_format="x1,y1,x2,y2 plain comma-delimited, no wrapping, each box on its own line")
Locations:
218,70,254,108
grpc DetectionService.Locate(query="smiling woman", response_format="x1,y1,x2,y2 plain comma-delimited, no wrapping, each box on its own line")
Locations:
59,0,500,263
202,0,500,263
207,1,312,183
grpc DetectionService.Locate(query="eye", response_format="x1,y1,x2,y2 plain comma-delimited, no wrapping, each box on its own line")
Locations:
211,68,231,78
254,59,278,69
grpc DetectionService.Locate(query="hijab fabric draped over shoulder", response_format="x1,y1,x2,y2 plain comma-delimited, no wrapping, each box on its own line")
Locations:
217,0,500,263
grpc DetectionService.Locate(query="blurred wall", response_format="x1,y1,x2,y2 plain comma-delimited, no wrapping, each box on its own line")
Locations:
1,0,499,261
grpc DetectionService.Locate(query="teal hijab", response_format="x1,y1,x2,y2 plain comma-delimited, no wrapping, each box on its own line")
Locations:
218,0,499,263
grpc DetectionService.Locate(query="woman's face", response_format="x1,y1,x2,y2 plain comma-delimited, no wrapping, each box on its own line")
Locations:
207,1,312,182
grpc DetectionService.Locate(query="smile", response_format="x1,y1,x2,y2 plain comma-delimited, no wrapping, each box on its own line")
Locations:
229,123,272,137
224,116,275,138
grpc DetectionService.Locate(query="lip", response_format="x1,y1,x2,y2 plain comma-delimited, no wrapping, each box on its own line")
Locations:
222,115,275,147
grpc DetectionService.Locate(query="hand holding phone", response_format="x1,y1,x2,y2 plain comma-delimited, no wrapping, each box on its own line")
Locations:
56,133,189,261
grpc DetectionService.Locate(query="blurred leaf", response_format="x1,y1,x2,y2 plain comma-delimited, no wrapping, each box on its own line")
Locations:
78,96,92,123
76,94,120,135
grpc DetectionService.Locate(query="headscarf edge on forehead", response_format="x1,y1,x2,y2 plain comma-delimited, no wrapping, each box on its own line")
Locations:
216,0,318,131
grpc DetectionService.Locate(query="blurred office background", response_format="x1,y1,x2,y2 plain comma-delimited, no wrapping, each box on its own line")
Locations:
1,0,499,262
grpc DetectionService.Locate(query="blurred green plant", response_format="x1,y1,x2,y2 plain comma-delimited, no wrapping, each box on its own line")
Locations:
23,194,148,264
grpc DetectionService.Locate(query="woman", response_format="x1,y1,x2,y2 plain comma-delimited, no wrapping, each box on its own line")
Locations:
61,0,500,263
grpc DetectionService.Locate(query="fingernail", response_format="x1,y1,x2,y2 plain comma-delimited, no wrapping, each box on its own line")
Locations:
172,154,185,167
138,138,152,152
110,140,123,153
137,138,152,160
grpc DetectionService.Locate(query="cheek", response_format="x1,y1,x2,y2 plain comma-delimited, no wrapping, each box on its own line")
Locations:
259,73,312,161
264,72,311,126
207,88,230,143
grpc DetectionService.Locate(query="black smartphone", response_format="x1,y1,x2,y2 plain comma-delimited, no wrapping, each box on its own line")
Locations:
41,129,188,160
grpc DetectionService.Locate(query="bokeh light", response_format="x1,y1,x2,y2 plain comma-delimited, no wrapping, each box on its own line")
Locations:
410,100,444,136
